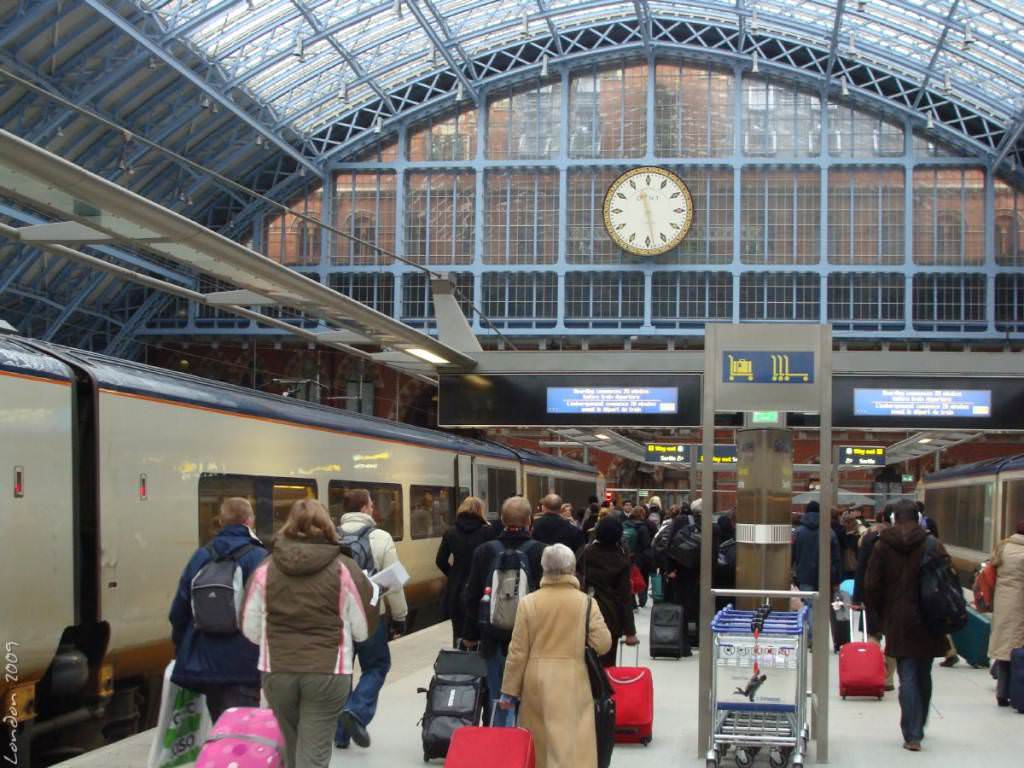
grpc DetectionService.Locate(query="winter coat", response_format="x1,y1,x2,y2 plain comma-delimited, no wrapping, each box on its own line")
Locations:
792,505,841,588
241,536,370,674
338,511,408,620
169,525,267,689
851,524,889,635
577,541,636,640
531,512,587,553
622,518,653,570
435,513,498,626
864,525,949,659
501,574,612,768
462,529,547,652
988,533,1024,661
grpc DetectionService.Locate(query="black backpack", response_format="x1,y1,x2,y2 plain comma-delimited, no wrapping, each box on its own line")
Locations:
668,523,702,570
190,543,254,635
918,537,968,636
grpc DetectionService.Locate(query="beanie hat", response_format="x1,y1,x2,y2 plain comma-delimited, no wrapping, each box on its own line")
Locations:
596,516,624,546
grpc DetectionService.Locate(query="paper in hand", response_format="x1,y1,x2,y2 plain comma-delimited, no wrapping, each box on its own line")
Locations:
370,561,410,596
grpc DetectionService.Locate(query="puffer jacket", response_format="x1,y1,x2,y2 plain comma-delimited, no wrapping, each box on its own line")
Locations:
169,525,267,689
241,536,369,675
864,524,949,659
338,511,409,620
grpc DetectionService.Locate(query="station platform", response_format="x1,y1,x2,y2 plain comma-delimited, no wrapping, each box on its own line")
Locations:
59,604,1018,768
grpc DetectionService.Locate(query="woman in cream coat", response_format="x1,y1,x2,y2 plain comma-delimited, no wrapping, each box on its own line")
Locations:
500,544,612,768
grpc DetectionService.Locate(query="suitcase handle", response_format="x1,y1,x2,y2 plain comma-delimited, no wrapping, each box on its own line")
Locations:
618,638,640,666
849,605,870,643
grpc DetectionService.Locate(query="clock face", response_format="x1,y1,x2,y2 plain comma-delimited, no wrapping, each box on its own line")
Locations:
603,167,694,256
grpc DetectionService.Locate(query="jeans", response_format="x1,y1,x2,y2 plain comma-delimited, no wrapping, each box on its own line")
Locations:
896,657,933,744
335,617,391,746
200,683,261,723
264,672,351,768
483,645,515,727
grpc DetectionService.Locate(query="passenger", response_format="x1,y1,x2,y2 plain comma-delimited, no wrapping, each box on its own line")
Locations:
577,517,638,666
499,544,612,768
645,496,663,536
791,501,841,644
864,499,952,752
462,496,547,725
334,489,409,750
852,504,896,690
560,502,574,521
623,504,653,608
435,496,498,648
169,497,268,722
990,519,1024,706
922,516,962,668
532,493,587,552
240,499,370,768
579,496,600,535
657,498,717,645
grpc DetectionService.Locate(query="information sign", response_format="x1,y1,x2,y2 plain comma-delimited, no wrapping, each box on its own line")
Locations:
645,444,690,464
547,386,678,415
723,351,814,384
854,388,991,418
839,446,886,466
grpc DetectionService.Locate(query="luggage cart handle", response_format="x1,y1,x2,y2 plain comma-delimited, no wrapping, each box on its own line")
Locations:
711,588,819,599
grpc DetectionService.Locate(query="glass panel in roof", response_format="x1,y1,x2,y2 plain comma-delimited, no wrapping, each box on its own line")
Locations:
443,0,533,39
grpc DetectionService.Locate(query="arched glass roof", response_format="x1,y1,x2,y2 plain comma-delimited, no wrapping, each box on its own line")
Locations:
132,0,1024,167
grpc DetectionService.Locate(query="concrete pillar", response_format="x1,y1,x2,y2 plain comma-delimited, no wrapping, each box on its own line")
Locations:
734,427,794,610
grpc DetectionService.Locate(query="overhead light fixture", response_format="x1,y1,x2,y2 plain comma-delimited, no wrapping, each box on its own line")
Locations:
926,112,934,129
751,52,759,73
293,38,305,62
394,0,402,19
456,81,464,101
403,347,449,365
256,134,264,146
918,437,933,444
246,0,255,10
200,95,211,109
963,21,974,48
751,9,759,29
594,433,611,440
849,31,857,54
841,77,849,97
374,116,383,134
857,0,867,10
943,70,952,93
523,11,530,36
540,55,549,78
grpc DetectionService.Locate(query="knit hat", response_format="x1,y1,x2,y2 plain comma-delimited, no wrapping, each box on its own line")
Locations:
595,516,624,545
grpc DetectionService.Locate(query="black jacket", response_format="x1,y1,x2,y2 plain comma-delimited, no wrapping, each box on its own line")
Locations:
792,505,841,587
578,541,636,639
462,529,546,653
435,513,498,622
531,512,586,552
852,525,886,633
623,517,653,570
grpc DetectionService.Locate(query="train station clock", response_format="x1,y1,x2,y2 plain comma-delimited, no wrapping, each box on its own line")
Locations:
602,166,694,256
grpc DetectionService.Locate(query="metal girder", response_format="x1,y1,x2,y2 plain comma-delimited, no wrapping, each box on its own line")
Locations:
104,290,169,357
535,0,564,57
632,0,651,51
0,247,36,294
995,107,1024,167
288,0,398,115
823,0,848,81
81,0,320,176
40,270,107,341
912,0,962,109
404,0,479,102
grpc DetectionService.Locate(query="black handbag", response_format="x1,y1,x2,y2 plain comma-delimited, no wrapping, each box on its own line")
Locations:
585,598,616,768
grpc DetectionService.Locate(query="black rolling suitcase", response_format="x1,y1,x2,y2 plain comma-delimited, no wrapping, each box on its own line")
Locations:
649,602,690,659
419,648,488,761
1011,647,1024,713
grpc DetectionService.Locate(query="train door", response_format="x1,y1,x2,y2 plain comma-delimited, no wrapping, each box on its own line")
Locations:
455,454,472,504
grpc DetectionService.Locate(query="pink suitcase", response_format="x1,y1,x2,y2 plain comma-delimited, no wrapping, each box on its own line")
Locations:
444,726,535,768
196,707,285,768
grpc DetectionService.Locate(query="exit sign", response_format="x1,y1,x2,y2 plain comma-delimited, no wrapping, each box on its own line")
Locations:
751,410,781,424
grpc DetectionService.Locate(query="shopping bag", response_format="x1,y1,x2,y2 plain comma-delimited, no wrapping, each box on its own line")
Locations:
147,661,212,768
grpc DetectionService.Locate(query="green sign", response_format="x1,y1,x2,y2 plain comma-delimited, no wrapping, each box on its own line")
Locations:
751,410,781,424
902,474,914,483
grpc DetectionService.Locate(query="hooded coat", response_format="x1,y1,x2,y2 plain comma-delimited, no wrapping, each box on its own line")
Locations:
577,541,636,640
988,533,1024,661
435,512,498,627
792,503,841,588
500,574,612,768
169,524,267,689
864,525,949,659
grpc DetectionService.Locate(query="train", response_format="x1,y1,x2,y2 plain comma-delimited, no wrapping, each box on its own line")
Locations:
921,453,1024,580
0,333,600,765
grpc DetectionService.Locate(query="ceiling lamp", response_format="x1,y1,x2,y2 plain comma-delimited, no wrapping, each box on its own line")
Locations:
523,11,530,36
841,77,849,97
374,117,383,134
943,70,952,93
403,347,449,365
293,38,305,62
963,22,975,48
456,81,464,101
394,0,402,19
926,112,934,129
751,52,759,73
540,55,549,78
246,0,255,10
857,0,867,10
849,31,857,54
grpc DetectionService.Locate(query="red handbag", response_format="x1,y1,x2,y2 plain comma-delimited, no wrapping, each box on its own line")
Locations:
973,560,996,612
629,564,645,595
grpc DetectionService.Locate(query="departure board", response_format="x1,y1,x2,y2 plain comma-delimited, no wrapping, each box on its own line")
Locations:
547,387,678,415
854,388,991,418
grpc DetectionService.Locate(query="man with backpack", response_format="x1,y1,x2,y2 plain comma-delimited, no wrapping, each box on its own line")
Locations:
462,496,546,726
169,497,267,722
531,493,586,552
623,505,653,608
335,489,408,750
865,499,961,752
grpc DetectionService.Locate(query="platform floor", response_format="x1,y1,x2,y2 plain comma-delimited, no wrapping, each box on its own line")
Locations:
59,604,1019,768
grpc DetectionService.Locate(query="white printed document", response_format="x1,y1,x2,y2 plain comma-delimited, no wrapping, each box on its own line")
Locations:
370,561,410,597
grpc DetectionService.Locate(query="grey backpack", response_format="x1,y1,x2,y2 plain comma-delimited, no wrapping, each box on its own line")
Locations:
190,543,253,635
340,524,378,576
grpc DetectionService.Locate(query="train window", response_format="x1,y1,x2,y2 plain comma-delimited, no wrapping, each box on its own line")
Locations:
410,485,454,539
475,466,518,521
554,477,597,512
925,483,991,553
1002,479,1024,540
328,481,404,541
198,474,318,544
527,473,551,508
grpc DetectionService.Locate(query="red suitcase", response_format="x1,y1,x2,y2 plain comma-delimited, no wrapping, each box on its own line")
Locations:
607,643,653,745
839,607,886,700
444,726,535,768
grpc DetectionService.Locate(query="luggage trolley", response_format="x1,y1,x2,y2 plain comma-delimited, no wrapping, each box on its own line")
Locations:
706,605,811,768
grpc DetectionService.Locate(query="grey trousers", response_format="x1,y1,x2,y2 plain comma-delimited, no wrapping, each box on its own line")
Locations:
262,671,352,768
